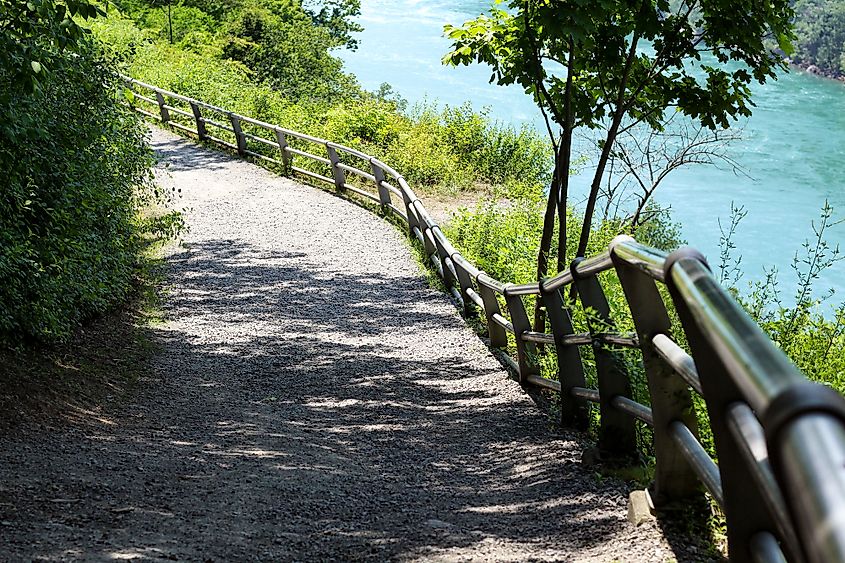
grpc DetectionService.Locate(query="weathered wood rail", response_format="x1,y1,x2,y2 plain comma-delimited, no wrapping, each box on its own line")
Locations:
125,76,845,563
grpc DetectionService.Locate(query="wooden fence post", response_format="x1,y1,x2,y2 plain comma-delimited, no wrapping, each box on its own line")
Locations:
190,102,207,141
274,129,291,173
477,276,508,349
371,161,391,209
155,91,170,123
400,182,420,237
542,285,590,429
505,288,540,384
229,115,246,156
431,228,457,290
571,257,638,460
326,145,345,191
611,238,701,503
453,257,478,318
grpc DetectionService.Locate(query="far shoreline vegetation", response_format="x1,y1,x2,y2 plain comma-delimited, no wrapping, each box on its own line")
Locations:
789,60,845,82
789,0,845,81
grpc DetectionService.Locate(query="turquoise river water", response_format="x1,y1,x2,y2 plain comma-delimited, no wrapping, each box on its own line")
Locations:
338,0,845,302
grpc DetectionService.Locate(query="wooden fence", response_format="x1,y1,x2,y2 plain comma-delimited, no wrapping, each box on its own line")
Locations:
124,76,845,563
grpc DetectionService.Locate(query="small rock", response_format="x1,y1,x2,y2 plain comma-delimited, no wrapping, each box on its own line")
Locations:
627,489,656,526
425,518,453,529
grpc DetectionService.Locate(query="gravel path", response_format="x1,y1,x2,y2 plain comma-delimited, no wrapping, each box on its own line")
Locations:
0,128,697,561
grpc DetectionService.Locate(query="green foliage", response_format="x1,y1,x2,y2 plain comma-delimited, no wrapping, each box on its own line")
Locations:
95,0,552,194
161,0,363,48
446,200,682,286
439,103,551,187
304,0,363,50
0,5,159,346
447,200,557,285
444,0,793,133
218,3,358,101
444,0,794,262
0,0,104,91
110,0,361,102
138,4,216,44
791,0,845,76
91,10,553,195
382,123,470,189
722,202,845,392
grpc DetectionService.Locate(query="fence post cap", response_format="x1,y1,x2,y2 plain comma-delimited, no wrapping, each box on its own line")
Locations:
764,382,845,447
609,234,635,256
663,246,709,280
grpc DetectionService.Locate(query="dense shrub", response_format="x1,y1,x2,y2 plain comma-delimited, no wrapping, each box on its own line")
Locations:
110,0,360,103
439,103,551,186
0,5,157,346
219,4,358,101
446,200,681,285
138,4,216,43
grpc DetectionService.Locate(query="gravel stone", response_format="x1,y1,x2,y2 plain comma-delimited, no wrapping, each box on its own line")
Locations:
0,127,710,561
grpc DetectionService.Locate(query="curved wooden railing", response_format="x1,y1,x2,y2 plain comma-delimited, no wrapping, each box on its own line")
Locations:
124,76,845,563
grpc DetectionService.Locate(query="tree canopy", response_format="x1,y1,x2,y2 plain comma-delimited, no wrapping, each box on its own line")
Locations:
444,0,794,280
111,0,362,102
1,0,104,92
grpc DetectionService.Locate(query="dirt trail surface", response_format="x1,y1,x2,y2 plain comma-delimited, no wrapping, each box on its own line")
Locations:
0,128,695,561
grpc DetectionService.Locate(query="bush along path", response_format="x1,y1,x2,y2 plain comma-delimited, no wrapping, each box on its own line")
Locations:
0,128,706,561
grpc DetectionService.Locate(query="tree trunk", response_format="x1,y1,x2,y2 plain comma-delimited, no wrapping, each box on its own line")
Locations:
574,33,640,259
533,163,560,332
555,115,574,274
535,41,576,330
167,1,173,44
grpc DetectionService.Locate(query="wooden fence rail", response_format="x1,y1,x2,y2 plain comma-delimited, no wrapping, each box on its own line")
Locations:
124,76,845,563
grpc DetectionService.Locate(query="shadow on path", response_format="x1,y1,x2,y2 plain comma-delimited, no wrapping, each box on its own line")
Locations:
0,127,703,562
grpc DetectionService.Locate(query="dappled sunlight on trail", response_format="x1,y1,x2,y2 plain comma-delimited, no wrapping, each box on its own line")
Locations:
0,128,701,562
